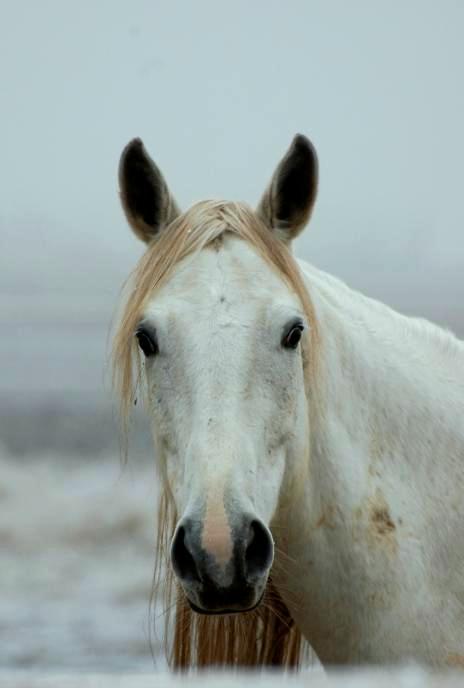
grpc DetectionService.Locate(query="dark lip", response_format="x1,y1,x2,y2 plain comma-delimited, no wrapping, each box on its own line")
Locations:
187,591,265,616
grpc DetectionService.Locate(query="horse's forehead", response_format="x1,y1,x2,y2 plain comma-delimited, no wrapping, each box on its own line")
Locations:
148,238,298,315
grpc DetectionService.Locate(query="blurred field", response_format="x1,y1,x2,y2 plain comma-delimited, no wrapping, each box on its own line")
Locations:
0,448,162,673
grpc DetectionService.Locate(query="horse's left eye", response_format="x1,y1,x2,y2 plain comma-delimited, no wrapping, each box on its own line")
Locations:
282,323,304,349
135,328,158,357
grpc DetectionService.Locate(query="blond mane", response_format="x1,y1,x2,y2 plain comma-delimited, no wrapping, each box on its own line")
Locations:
112,200,319,670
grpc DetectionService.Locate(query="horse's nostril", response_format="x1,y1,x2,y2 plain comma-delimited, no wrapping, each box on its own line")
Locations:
171,525,201,583
244,519,274,582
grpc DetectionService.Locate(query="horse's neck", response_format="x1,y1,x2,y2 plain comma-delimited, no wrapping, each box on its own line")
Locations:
301,261,464,517
278,262,464,663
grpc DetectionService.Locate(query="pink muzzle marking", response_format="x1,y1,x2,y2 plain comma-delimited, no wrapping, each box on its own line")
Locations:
201,489,233,569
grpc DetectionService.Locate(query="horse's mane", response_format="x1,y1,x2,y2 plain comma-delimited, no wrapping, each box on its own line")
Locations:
112,200,319,669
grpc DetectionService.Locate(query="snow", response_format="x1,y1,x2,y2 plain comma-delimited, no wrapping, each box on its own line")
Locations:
1,450,161,673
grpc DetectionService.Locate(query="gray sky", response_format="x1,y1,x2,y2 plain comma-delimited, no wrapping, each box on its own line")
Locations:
1,0,463,397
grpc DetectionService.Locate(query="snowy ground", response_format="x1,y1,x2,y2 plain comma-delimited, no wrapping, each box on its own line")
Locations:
1,450,162,673
2,669,464,687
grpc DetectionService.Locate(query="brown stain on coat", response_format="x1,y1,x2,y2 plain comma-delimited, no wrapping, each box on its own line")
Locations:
447,653,464,668
367,488,397,555
371,505,395,536
315,505,337,530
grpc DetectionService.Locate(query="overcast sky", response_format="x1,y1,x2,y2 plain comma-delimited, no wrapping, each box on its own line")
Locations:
1,0,463,397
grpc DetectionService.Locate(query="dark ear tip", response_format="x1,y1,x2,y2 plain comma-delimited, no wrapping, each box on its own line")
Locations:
291,133,317,158
293,133,310,147
289,134,318,179
121,137,145,158
128,136,143,148
119,138,149,185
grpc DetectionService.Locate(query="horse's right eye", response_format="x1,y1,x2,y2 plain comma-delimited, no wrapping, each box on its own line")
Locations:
135,328,158,357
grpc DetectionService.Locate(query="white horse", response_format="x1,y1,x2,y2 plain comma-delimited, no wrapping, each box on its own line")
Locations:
113,135,464,669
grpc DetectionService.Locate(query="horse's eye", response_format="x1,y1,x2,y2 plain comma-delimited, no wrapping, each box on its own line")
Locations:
282,323,304,350
135,328,158,357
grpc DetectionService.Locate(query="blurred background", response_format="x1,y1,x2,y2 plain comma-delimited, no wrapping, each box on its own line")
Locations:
1,0,463,674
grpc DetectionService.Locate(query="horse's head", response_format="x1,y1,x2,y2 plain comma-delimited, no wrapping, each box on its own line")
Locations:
114,135,318,615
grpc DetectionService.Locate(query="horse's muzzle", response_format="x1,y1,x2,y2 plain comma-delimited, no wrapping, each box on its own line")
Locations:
170,515,274,614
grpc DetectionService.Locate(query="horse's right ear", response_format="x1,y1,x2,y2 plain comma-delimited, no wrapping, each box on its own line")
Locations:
257,134,318,244
118,138,180,243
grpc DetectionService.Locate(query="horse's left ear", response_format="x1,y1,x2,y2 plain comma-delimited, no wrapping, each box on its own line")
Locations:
257,134,318,243
118,138,180,243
